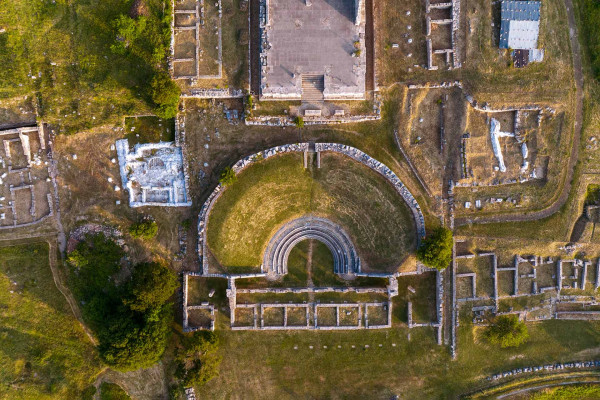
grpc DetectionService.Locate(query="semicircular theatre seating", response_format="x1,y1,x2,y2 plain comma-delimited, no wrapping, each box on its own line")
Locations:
263,216,360,275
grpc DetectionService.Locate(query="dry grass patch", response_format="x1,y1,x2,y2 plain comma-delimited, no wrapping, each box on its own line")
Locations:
206,152,416,273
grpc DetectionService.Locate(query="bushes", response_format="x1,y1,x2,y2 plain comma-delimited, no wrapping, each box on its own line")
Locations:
124,261,179,312
174,331,221,387
484,315,529,348
581,0,600,79
151,72,180,119
129,219,158,240
99,382,131,400
98,304,173,371
416,227,453,271
109,3,179,119
219,167,237,186
67,234,179,372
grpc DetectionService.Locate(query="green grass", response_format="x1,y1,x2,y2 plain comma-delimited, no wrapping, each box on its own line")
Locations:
530,384,600,399
207,152,417,273
99,382,131,400
281,240,311,286
461,0,573,99
124,116,175,145
585,184,600,205
193,318,600,399
0,0,173,134
0,243,101,399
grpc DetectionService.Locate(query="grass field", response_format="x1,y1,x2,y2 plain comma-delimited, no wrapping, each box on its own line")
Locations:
0,243,101,399
193,318,600,399
99,382,131,400
206,152,417,273
528,383,600,399
124,116,175,145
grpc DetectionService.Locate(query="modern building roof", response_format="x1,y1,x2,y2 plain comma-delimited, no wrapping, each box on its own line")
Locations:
499,0,541,50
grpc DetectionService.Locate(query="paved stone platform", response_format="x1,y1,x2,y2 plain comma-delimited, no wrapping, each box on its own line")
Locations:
260,0,366,99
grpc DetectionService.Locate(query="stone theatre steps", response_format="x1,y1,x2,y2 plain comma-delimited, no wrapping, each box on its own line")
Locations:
301,74,325,103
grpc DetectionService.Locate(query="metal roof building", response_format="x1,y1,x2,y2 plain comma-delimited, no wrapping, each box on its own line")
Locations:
499,1,541,50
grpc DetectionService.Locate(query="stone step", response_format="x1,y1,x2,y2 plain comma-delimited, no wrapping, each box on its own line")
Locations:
302,74,324,103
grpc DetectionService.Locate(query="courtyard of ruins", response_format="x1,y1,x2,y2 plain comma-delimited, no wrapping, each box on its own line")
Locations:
3,0,600,397
0,124,55,230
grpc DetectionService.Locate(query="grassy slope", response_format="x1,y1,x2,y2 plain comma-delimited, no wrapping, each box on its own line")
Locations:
0,243,101,400
0,0,170,134
206,152,416,273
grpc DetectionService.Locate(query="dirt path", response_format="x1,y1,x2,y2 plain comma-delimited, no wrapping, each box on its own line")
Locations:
455,0,584,228
306,239,315,302
46,239,98,345
0,235,97,345
249,0,260,95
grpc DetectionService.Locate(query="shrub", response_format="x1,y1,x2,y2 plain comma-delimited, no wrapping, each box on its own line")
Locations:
416,227,453,271
151,72,180,119
485,315,529,348
219,167,237,186
294,116,304,127
124,261,179,312
174,331,222,387
129,219,158,240
245,94,253,116
99,382,130,400
99,304,173,371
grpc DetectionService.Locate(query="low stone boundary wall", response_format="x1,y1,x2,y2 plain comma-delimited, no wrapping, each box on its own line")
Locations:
181,88,244,98
489,360,600,381
236,287,387,294
245,114,381,126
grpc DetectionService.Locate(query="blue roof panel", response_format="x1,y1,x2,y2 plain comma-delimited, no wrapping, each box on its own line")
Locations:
499,0,541,49
500,1,541,22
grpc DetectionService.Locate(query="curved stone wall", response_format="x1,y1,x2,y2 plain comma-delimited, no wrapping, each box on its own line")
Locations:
198,142,426,274
263,215,360,275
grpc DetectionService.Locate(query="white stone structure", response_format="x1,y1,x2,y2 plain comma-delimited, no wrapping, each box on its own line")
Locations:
116,139,192,208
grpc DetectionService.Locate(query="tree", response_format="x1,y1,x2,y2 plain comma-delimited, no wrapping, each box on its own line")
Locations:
174,331,221,387
151,72,180,119
67,233,124,305
485,314,529,348
416,227,453,271
99,304,173,371
67,233,178,372
129,219,158,240
124,261,179,312
219,167,237,186
294,116,304,127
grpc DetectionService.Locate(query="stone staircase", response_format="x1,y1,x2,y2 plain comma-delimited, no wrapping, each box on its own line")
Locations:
301,74,325,103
